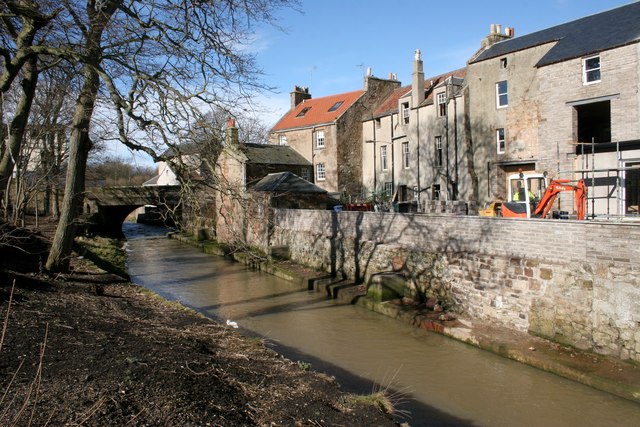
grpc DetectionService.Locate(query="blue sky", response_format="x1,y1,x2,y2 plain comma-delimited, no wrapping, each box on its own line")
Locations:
123,0,634,166
253,0,635,126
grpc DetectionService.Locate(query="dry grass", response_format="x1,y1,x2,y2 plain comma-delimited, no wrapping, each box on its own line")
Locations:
1,283,50,427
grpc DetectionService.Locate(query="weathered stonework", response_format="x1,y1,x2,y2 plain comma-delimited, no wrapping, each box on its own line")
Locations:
266,209,640,362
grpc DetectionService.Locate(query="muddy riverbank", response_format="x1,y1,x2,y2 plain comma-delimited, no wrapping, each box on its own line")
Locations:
0,222,398,426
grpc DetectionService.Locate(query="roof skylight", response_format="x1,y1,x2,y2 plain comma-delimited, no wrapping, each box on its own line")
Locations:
296,106,311,117
328,101,343,112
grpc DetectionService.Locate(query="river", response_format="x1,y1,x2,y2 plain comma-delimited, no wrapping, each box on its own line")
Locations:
124,223,640,426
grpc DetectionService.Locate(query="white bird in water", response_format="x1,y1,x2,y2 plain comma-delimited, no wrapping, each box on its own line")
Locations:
226,319,238,329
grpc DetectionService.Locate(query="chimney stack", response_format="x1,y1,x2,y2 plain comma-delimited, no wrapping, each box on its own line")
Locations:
412,49,425,107
290,86,311,109
481,23,515,49
226,118,238,146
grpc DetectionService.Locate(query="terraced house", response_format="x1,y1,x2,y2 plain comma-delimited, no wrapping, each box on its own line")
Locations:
270,75,400,196
362,50,468,212
466,2,640,217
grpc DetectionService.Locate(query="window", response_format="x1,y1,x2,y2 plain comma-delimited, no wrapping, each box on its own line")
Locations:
315,130,325,148
435,136,443,167
583,55,601,84
496,80,508,108
380,145,388,171
301,167,309,181
278,134,287,145
500,57,508,68
402,102,410,124
432,184,441,200
625,162,640,215
575,100,611,147
328,101,343,112
384,182,393,197
437,92,447,117
496,128,505,154
316,163,325,181
296,106,311,117
402,142,410,169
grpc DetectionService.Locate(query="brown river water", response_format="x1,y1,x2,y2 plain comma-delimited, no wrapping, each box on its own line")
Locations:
124,223,640,427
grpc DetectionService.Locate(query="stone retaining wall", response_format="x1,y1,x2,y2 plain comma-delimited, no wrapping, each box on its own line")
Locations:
268,209,640,361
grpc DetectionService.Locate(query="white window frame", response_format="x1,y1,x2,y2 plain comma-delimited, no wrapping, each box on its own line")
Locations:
496,128,505,154
437,92,447,117
402,102,410,124
384,182,393,197
380,145,388,171
278,134,287,145
496,80,508,108
435,136,443,167
316,163,325,181
583,55,601,85
315,130,325,148
402,142,410,169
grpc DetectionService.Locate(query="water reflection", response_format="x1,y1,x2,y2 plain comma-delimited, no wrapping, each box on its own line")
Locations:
124,223,640,427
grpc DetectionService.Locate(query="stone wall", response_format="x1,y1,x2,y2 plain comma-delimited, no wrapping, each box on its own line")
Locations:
268,209,640,361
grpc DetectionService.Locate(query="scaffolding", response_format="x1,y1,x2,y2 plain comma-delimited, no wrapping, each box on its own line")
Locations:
558,140,640,220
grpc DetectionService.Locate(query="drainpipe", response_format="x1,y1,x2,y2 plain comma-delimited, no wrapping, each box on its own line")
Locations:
372,119,377,201
453,80,459,201
445,81,450,200
416,106,421,212
390,114,395,197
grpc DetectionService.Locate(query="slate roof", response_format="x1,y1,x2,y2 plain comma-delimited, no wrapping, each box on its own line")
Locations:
239,143,311,166
471,2,640,67
251,172,327,193
371,68,467,117
271,90,365,131
161,142,200,158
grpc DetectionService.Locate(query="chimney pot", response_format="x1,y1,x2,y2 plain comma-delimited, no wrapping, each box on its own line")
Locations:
226,118,239,145
490,23,496,34
496,24,502,34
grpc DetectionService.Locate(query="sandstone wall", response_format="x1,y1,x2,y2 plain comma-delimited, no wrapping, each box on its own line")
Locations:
269,209,640,361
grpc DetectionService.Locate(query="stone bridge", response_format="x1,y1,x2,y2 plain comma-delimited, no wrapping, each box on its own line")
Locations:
84,185,182,236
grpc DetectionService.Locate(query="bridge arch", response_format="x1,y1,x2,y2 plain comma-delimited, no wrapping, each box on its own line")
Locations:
84,185,182,236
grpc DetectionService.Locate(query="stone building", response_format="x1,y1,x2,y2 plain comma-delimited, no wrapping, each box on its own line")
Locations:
270,74,401,196
216,120,313,245
466,2,640,217
362,50,468,211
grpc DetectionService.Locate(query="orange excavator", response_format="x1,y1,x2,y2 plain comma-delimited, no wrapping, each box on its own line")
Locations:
499,173,587,220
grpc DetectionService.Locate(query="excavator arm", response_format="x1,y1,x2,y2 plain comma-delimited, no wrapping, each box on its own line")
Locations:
533,179,587,220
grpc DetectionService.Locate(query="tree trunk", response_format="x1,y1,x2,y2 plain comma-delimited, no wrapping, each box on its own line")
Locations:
45,65,99,271
0,57,39,205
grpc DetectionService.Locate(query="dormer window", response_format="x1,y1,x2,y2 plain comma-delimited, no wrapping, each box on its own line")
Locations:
583,55,601,84
296,106,311,117
328,101,343,112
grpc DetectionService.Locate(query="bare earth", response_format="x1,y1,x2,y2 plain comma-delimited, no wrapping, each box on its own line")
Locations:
0,222,397,426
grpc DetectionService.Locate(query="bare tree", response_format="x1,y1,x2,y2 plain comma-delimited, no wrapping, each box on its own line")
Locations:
0,0,58,200
0,0,297,270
